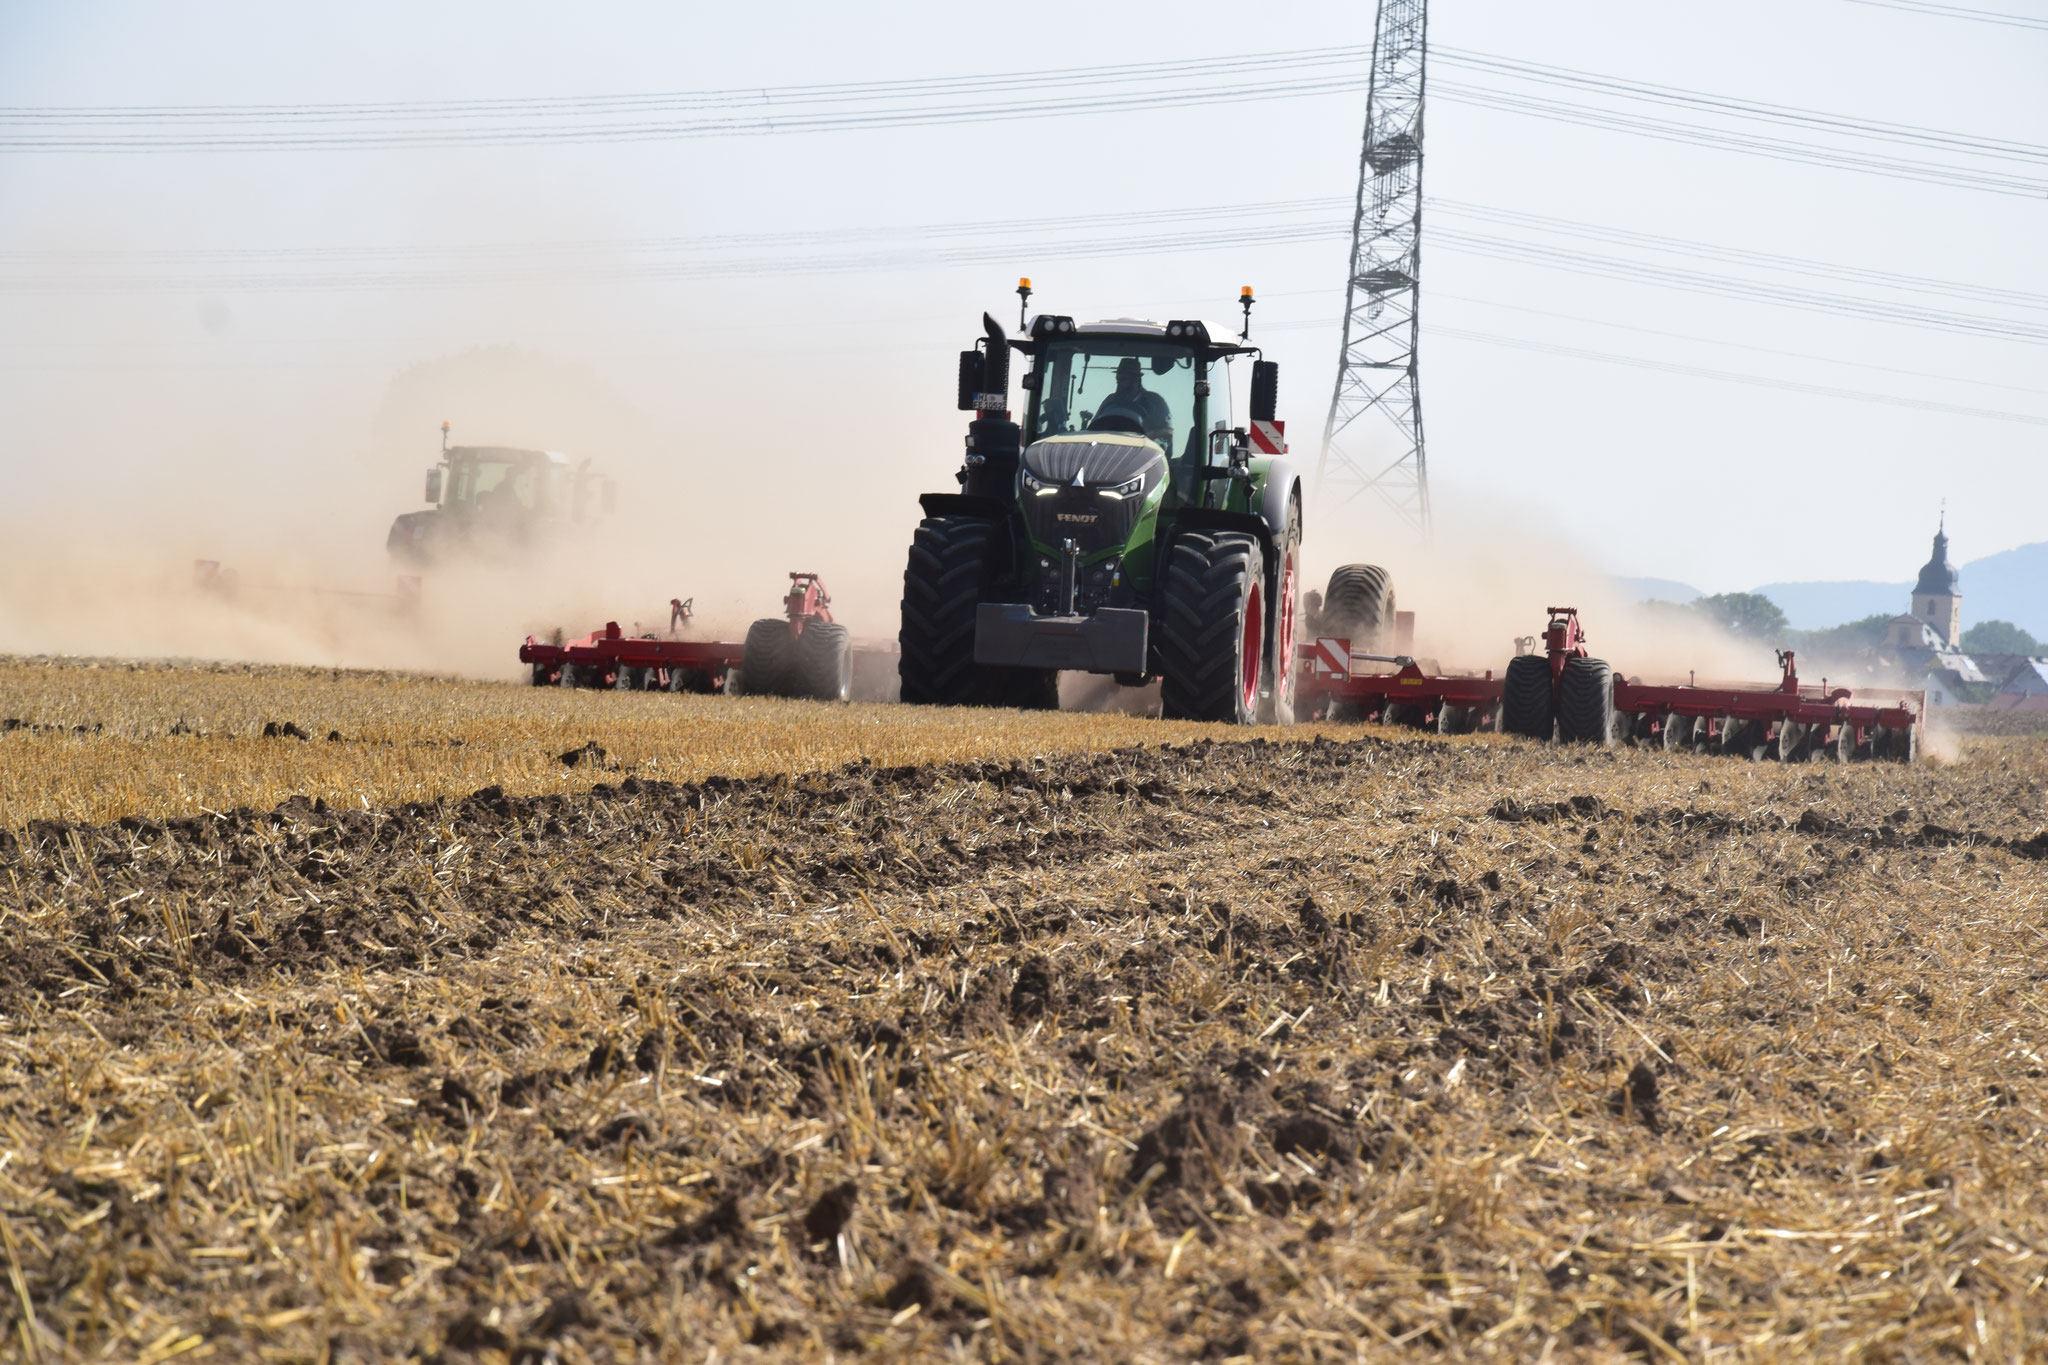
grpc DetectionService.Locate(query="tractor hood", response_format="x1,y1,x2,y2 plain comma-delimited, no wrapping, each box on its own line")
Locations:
1021,434,1165,492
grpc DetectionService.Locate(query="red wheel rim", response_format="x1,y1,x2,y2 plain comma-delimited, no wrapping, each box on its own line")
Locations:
1275,548,1296,703
1240,579,1264,714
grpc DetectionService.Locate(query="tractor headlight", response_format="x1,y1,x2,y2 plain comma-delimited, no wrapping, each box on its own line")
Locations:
1021,468,1056,496
1098,474,1146,499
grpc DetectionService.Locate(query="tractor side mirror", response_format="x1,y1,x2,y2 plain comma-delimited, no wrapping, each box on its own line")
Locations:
424,468,442,504
957,350,983,411
1249,361,1279,424
601,478,617,515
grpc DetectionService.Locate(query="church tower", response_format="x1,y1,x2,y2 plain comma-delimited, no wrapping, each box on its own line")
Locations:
1912,518,1961,648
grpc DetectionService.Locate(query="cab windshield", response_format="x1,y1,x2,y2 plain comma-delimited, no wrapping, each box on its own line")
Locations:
448,456,536,512
1030,339,1199,462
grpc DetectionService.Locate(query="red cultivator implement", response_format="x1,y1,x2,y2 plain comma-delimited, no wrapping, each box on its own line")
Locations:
1298,636,1503,735
519,572,855,701
1501,607,1923,762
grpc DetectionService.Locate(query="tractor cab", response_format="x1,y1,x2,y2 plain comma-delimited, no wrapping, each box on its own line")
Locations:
388,423,617,567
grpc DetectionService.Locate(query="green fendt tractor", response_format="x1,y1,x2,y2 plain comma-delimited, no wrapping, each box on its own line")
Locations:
899,284,1302,724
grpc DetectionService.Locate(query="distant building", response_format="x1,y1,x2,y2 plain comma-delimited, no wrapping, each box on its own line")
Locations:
1911,519,1961,647
1991,659,2048,712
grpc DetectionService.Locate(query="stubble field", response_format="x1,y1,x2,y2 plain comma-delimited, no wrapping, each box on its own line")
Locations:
3,656,2046,1362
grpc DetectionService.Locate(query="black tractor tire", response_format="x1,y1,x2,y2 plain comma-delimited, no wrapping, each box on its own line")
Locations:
898,515,1043,707
1501,654,1555,740
1159,532,1266,724
1261,502,1303,726
743,618,796,698
1319,564,1395,653
1557,656,1616,746
796,623,854,702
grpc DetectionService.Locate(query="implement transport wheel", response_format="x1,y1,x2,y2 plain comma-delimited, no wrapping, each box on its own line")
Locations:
1557,656,1616,746
743,618,796,697
1501,654,1555,741
797,622,854,702
1319,564,1394,652
1662,712,1694,751
1159,531,1266,724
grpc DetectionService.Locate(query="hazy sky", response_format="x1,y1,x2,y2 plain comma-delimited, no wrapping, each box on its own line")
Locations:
1,0,2042,602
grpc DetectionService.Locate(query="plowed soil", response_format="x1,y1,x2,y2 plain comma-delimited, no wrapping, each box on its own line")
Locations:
4,724,2046,1362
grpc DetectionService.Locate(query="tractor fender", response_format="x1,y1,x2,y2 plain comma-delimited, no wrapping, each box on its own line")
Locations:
1258,458,1303,544
918,492,1010,522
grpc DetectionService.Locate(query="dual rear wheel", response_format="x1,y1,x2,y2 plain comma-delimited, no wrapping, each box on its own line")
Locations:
742,617,853,702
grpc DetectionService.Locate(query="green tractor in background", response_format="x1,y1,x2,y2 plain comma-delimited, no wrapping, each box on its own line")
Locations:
899,283,1303,724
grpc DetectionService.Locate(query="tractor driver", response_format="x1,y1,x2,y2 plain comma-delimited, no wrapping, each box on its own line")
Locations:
1091,356,1174,446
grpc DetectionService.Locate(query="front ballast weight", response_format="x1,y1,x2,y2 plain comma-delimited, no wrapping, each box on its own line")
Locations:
900,285,1302,724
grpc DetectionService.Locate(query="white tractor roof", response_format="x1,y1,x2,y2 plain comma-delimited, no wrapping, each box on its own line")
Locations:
452,445,574,465
1071,317,1236,341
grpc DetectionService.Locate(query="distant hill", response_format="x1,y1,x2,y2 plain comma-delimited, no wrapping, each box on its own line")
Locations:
1752,541,2046,638
1748,580,1906,630
1614,576,1701,604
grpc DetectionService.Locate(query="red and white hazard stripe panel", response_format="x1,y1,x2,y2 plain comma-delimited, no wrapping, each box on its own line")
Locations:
1311,637,1351,678
1250,419,1287,455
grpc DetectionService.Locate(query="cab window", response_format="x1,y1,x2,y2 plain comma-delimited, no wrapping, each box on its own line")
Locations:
1204,356,1235,464
1030,339,1198,462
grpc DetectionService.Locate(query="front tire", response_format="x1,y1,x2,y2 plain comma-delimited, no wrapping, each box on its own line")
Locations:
899,516,1047,707
1159,532,1265,724
1501,654,1554,740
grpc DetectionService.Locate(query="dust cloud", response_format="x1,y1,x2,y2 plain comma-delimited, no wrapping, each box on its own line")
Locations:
1303,498,1783,685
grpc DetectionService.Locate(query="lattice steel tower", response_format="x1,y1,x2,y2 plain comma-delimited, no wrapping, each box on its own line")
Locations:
1319,0,1430,531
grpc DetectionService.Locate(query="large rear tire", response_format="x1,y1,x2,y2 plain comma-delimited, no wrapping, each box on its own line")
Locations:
1159,532,1265,724
1319,564,1395,653
1557,656,1615,746
1501,654,1554,740
743,618,795,698
796,622,853,702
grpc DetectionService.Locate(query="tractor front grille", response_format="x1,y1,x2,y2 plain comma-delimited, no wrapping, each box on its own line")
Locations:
1019,485,1143,559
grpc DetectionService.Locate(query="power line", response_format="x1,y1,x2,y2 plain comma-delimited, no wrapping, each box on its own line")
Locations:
1434,227,2048,344
1430,199,2048,311
1425,289,2048,397
1843,0,2048,30
1428,324,2048,426
1434,46,2048,164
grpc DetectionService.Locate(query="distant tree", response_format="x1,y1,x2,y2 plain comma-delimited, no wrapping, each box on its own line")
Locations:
1960,619,2039,655
1791,614,1892,658
1692,592,1788,639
